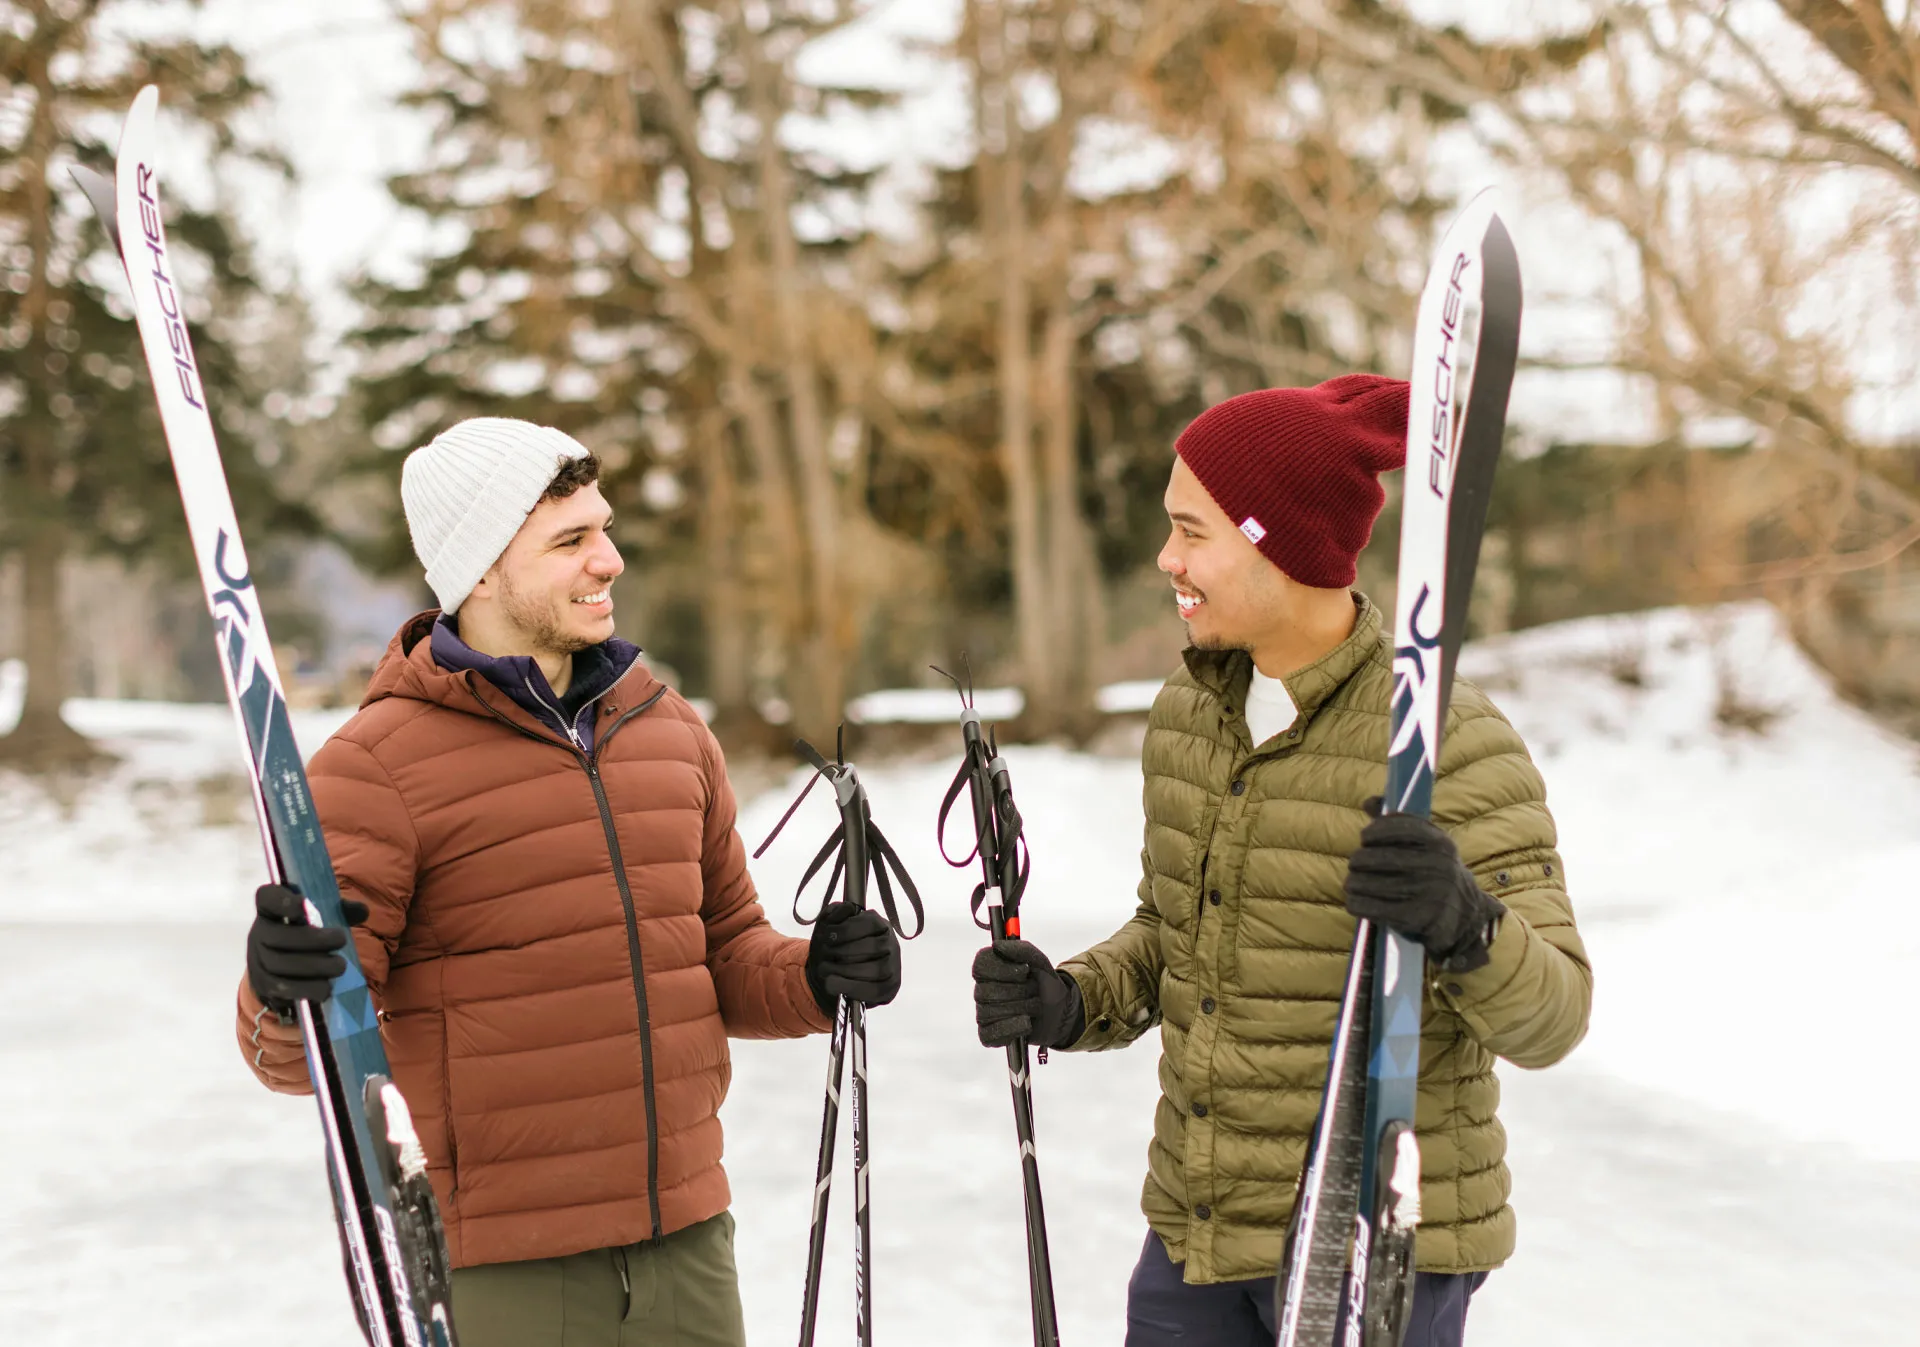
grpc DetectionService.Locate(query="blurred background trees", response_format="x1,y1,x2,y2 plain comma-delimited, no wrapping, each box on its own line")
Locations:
1294,0,1920,723
4,0,1918,759
0,0,318,767
347,0,1543,745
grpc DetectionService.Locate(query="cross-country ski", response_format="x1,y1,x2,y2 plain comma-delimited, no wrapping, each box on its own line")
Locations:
1275,189,1523,1347
71,86,458,1347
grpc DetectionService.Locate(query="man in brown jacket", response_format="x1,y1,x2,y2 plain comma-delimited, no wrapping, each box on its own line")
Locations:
237,417,901,1347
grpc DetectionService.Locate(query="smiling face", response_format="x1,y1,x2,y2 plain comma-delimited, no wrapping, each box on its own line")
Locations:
466,480,624,658
1158,454,1293,654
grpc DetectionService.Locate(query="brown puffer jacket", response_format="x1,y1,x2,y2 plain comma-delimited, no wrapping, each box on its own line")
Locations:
234,612,828,1268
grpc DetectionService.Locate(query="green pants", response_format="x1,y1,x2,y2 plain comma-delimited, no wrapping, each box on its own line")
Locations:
448,1212,748,1347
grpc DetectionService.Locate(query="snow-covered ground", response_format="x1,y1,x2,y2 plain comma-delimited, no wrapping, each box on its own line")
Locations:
3,603,1919,1344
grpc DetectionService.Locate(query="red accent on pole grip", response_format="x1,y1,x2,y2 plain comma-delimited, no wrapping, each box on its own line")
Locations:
1005,916,1021,938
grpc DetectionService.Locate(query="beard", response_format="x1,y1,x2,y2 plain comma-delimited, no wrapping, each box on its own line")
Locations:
1182,566,1287,656
496,568,595,658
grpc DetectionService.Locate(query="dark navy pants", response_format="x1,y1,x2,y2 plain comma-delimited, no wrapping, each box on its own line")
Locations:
1124,1232,1487,1347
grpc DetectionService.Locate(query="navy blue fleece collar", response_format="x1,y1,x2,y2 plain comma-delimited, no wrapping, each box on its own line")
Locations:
430,613,642,750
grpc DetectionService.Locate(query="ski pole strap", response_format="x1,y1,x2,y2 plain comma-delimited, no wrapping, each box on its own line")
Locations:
864,819,925,939
986,755,1031,911
758,745,925,939
943,757,1001,931
779,790,929,940
790,826,850,927
787,815,925,939
966,880,995,932
752,765,823,861
935,755,982,869
793,735,839,778
938,739,1032,928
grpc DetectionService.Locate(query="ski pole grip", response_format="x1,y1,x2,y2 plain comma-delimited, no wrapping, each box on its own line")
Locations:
831,764,859,807
959,707,985,753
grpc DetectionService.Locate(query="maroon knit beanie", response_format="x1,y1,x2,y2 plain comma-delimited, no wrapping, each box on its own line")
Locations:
1174,374,1410,588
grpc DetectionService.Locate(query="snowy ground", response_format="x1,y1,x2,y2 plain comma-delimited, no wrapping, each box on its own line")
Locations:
3,603,1919,1343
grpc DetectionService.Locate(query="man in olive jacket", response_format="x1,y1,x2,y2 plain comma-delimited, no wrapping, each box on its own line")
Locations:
971,376,1591,1347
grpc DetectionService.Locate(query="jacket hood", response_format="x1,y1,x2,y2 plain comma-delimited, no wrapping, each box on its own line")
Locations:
361,610,665,737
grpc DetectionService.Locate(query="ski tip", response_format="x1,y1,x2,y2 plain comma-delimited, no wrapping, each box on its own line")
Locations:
117,86,161,185
1457,183,1502,213
1444,186,1507,250
1481,212,1523,305
68,164,121,250
129,83,160,127
1455,189,1522,298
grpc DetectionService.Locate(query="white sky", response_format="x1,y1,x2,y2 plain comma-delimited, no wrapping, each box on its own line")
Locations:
199,1,429,343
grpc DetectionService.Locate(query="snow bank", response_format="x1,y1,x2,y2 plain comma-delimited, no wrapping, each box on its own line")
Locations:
847,684,1023,724
845,675,1159,723
1461,603,1920,1166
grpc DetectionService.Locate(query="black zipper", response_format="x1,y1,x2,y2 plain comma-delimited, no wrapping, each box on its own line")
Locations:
582,700,668,1236
467,676,671,1237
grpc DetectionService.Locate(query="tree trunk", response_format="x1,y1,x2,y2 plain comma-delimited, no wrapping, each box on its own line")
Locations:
972,0,1056,738
729,368,809,713
697,412,753,724
0,529,100,768
742,12,849,742
625,0,816,741
0,34,98,769
1039,289,1103,739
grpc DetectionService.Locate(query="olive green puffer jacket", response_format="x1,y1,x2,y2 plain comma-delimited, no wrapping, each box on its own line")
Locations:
1061,594,1591,1283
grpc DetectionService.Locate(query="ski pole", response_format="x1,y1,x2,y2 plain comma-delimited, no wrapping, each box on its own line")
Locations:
795,996,848,1345
936,668,1061,1347
756,733,922,1347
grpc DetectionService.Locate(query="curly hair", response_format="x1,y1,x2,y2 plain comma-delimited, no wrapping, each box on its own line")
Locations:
542,452,602,501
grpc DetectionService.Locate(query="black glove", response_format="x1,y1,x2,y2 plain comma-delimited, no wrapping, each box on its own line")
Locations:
972,938,1084,1050
1343,799,1505,973
805,901,902,1013
246,883,368,1014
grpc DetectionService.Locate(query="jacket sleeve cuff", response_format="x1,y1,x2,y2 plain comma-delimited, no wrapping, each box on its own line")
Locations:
795,960,834,1033
1432,909,1526,1007
1059,963,1153,1051
234,977,317,1096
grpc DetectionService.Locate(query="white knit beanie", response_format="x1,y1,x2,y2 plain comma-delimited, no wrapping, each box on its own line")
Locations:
401,418,592,614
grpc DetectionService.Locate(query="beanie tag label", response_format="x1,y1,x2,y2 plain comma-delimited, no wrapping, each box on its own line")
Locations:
1239,517,1267,545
